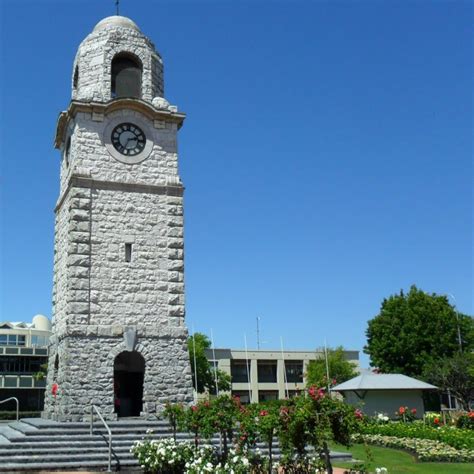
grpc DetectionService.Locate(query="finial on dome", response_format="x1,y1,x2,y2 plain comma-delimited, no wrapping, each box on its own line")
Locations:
115,0,120,16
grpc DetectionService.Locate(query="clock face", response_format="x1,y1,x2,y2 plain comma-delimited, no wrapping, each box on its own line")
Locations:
111,123,146,156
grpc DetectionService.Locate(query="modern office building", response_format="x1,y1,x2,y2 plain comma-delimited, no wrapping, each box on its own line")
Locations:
0,315,52,411
205,348,360,403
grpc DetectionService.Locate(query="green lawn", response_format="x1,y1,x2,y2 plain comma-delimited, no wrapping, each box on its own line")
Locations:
331,443,474,473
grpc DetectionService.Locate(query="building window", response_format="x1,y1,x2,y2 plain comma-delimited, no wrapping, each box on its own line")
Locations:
258,390,278,402
31,335,49,347
73,65,79,89
125,243,132,262
64,136,71,166
257,360,277,383
3,335,26,346
0,356,46,374
111,53,142,98
231,360,250,383
232,390,251,404
285,361,303,383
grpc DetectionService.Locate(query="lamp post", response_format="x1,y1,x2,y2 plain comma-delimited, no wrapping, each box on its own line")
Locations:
448,293,463,353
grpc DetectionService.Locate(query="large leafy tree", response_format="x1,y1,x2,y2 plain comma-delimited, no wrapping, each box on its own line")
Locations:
188,333,231,394
364,285,474,377
306,346,358,388
423,352,474,411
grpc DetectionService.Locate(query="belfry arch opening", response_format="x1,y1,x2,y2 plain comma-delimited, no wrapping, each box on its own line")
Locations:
111,53,142,99
113,351,145,417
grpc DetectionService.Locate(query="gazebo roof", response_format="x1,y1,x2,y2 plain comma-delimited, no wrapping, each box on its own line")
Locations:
332,373,437,391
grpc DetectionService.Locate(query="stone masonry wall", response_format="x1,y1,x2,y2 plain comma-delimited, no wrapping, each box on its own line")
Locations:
72,24,164,103
60,109,179,196
44,333,193,421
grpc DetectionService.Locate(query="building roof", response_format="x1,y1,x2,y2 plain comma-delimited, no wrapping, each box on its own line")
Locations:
93,16,140,33
0,315,51,332
332,373,437,391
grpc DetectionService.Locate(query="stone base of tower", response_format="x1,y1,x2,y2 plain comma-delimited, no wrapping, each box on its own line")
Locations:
42,328,193,422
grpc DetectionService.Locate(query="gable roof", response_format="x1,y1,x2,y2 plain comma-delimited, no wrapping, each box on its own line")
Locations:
332,373,437,391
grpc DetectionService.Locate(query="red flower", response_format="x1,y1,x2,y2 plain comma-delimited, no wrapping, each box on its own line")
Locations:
191,405,198,412
354,409,363,420
259,410,268,417
399,406,406,415
411,408,417,415
468,411,474,419
434,417,440,425
51,383,58,397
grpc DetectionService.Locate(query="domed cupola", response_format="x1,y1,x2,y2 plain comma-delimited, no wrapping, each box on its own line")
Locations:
71,16,164,103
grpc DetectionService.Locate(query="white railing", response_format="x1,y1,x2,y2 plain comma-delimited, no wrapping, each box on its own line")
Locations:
89,405,112,472
0,397,19,421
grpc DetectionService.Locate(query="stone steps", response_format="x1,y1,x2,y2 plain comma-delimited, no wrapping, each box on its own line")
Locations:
0,418,352,472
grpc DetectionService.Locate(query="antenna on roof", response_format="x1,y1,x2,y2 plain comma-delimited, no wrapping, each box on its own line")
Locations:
256,316,261,349
115,0,120,15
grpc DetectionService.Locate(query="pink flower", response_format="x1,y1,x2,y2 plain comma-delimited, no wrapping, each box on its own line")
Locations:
191,405,198,412
411,408,417,415
259,410,268,417
308,385,325,400
354,409,363,420
399,406,406,415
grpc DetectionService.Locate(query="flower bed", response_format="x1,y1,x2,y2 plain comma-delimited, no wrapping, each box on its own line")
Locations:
359,420,474,450
353,433,474,463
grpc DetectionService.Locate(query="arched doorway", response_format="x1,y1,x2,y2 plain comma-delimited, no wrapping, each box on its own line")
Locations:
113,351,145,417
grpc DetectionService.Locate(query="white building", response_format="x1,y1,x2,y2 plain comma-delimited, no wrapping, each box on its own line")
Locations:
0,315,52,412
205,348,360,403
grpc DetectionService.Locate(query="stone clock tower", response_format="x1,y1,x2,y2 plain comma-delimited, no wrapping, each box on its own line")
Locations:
43,16,194,421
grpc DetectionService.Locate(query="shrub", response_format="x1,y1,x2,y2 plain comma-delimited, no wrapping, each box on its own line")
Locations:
130,437,194,473
456,411,474,430
354,433,474,463
358,420,474,450
394,406,417,422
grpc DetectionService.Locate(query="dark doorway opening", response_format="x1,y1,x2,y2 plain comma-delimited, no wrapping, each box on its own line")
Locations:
113,351,145,417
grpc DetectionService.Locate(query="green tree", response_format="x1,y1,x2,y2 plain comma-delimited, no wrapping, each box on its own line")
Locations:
305,346,358,388
423,352,474,411
364,285,474,377
188,333,231,394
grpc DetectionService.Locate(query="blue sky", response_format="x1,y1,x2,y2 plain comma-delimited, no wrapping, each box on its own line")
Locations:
0,0,472,368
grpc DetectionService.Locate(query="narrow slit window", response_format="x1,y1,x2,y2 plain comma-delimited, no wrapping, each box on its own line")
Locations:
125,243,132,262
73,66,79,89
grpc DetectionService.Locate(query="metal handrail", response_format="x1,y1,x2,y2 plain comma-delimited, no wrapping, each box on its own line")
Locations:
89,405,112,472
0,397,19,421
